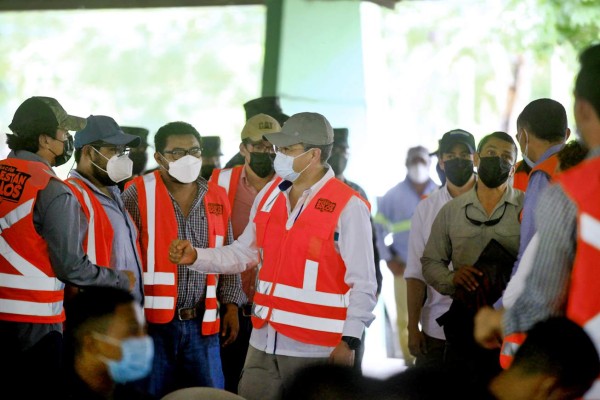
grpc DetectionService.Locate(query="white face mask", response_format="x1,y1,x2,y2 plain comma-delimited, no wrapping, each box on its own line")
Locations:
273,149,312,182
407,164,430,184
164,154,202,184
91,147,133,183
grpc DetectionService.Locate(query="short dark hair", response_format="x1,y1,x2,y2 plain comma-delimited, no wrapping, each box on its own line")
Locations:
512,317,600,393
64,286,135,356
303,143,333,165
557,140,589,172
516,98,567,142
154,121,202,154
477,131,518,161
575,44,600,117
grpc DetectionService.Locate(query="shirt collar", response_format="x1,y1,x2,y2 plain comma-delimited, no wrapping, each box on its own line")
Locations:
587,145,600,159
9,150,55,173
280,167,335,197
455,183,520,208
535,143,564,165
68,170,121,199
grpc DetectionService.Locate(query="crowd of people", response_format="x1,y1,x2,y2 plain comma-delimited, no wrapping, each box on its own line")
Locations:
1,42,599,400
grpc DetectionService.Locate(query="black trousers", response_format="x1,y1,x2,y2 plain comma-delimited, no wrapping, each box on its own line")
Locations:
220,306,252,393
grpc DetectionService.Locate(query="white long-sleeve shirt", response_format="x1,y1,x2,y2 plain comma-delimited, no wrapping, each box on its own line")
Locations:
187,168,377,357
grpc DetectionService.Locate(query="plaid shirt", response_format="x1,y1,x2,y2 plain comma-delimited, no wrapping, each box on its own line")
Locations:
122,176,246,310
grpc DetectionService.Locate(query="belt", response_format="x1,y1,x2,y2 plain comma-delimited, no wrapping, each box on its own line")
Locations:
177,305,205,321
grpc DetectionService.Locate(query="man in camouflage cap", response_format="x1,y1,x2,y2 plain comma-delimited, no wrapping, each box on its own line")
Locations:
0,97,135,398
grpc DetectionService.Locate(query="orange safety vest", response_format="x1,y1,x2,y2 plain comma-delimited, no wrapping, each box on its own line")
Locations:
65,177,114,267
501,156,598,370
512,160,530,192
560,156,600,352
252,177,368,347
130,171,230,335
210,166,243,208
0,159,65,323
518,154,560,222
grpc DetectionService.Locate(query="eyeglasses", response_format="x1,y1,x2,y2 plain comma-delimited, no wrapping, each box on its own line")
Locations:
273,144,306,156
465,203,507,227
92,144,130,156
246,142,275,154
163,147,202,160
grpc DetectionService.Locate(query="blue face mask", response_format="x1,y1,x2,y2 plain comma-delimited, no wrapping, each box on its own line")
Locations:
94,333,154,384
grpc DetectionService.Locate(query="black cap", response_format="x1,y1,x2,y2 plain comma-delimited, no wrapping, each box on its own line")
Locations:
202,136,223,157
243,96,289,126
333,128,349,147
432,129,476,156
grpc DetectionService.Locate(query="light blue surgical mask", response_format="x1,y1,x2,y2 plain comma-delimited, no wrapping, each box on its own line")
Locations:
273,149,312,182
94,332,154,384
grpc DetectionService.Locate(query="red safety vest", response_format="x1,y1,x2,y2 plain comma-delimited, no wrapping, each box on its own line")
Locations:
518,154,560,222
210,166,243,208
512,161,530,192
560,156,600,350
501,156,599,370
65,177,114,268
0,159,65,323
252,177,368,347
129,171,230,335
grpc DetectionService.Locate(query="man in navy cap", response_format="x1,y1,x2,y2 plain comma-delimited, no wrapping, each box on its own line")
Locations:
69,115,145,304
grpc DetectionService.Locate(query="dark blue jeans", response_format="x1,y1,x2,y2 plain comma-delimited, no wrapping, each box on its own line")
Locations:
143,319,224,398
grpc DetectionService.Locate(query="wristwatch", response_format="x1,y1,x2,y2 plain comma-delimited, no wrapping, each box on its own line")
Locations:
341,336,361,350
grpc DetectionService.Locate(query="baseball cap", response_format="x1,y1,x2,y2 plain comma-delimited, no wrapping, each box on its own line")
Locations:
9,96,86,134
407,146,431,163
74,115,141,149
202,136,223,157
333,128,349,147
243,96,289,126
121,126,149,145
241,114,281,142
434,129,476,155
264,112,334,147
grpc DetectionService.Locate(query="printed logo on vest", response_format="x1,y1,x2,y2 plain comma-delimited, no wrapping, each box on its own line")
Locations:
207,203,224,215
315,198,336,213
0,165,31,203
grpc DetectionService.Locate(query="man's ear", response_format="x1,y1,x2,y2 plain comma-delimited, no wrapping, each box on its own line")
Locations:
438,157,445,172
473,152,480,168
239,142,249,157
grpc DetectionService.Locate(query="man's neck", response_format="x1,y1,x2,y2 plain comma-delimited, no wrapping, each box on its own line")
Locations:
289,165,327,208
447,175,476,198
75,357,115,397
528,137,563,163
244,164,274,192
76,166,113,198
476,181,507,216
409,179,429,196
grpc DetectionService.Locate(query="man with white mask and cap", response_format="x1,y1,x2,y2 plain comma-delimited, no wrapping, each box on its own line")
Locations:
167,112,377,400
122,121,245,398
374,145,438,367
69,115,145,304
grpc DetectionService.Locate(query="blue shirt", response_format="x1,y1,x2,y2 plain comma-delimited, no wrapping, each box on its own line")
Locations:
374,178,438,263
511,144,563,277
69,170,145,304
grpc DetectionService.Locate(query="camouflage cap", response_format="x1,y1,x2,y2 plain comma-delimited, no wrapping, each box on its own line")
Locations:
9,96,86,135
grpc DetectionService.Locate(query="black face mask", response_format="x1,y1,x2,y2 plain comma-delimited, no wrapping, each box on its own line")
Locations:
54,135,74,167
444,158,474,187
477,156,512,188
129,151,148,175
329,153,348,176
248,152,275,178
200,164,216,181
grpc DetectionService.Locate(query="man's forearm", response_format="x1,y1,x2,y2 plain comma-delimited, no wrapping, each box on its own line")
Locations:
407,278,426,331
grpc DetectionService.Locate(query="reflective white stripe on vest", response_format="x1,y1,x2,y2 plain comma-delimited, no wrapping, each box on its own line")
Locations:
0,198,34,231
217,169,233,194
303,260,318,291
581,213,600,251
215,235,224,248
69,181,97,264
203,308,218,322
257,280,349,308
0,272,63,291
143,272,175,285
144,295,174,310
143,174,157,275
0,298,62,316
256,306,344,333
260,183,282,213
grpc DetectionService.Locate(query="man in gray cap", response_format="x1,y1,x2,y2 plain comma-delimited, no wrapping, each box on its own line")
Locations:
168,112,377,400
0,97,134,398
68,115,145,304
